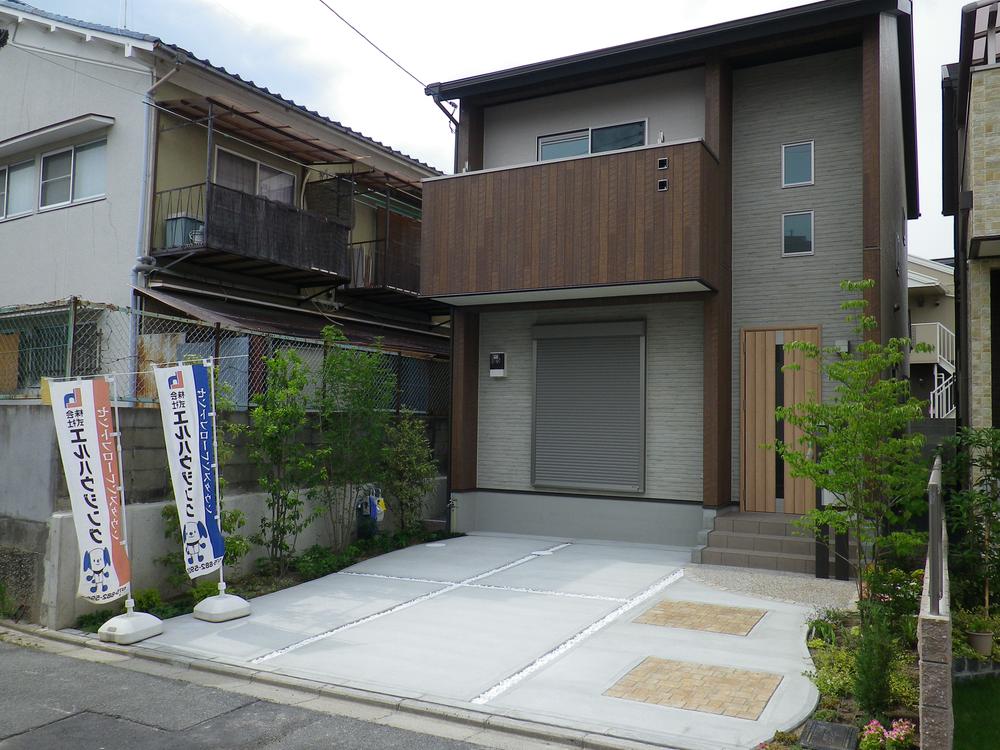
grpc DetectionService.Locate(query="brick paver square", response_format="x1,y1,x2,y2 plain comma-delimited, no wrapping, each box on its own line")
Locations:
604,657,782,720
634,599,767,636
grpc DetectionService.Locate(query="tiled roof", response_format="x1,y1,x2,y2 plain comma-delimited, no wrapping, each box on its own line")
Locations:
0,0,442,175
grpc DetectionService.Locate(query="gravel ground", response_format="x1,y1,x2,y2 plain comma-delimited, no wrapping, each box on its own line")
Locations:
683,563,858,611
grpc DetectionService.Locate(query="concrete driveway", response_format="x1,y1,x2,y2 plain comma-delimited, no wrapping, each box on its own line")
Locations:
137,534,818,750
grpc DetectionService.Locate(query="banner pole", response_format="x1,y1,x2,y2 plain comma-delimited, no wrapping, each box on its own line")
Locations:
108,375,135,616
206,358,226,595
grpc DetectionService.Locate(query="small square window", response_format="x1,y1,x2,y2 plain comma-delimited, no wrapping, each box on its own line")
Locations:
657,178,668,192
782,212,813,255
657,157,669,170
782,142,813,187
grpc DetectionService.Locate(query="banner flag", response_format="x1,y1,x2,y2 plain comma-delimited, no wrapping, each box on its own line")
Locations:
50,378,131,603
153,364,225,578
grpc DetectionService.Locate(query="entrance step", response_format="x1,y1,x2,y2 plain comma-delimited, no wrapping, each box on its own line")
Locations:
696,510,856,577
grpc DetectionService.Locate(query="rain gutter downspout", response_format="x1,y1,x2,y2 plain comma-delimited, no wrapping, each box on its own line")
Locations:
130,56,182,391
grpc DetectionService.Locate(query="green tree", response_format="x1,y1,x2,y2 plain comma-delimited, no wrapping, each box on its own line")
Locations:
948,427,1000,616
313,326,395,550
382,409,438,535
772,280,929,609
247,348,318,574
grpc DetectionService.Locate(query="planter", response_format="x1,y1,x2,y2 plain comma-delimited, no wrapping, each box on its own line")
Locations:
968,631,995,658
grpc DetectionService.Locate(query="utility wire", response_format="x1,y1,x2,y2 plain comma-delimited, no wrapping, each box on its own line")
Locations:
313,0,426,89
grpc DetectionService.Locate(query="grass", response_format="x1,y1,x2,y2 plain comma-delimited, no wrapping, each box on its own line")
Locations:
954,676,1000,750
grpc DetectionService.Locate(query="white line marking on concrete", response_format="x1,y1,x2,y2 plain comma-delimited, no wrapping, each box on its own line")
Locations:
470,568,685,705
250,542,571,664
337,571,626,603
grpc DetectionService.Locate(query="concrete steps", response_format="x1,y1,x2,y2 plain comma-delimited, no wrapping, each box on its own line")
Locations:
695,511,856,576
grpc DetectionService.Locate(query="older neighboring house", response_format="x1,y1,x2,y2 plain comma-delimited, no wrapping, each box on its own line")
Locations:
421,0,917,572
907,255,956,418
0,1,448,402
943,3,1000,433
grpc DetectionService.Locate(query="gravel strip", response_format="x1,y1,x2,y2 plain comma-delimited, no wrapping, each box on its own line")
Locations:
683,563,858,611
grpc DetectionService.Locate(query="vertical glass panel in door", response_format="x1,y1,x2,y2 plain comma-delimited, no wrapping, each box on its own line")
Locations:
216,150,257,194
258,165,295,205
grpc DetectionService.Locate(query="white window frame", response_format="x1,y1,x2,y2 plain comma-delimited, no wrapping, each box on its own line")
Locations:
781,141,814,188
781,210,815,257
214,146,296,205
0,165,6,220
536,119,648,162
38,146,74,211
1,159,38,221
70,138,109,203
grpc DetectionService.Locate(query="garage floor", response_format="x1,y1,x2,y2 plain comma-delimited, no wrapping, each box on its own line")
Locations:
136,534,819,750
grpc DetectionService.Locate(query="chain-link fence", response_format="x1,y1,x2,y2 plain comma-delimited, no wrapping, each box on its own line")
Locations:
0,299,450,416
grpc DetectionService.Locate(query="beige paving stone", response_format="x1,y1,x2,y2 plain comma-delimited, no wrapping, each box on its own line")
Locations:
604,657,782,721
633,599,767,635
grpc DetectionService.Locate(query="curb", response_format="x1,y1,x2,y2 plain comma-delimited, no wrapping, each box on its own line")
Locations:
0,619,679,750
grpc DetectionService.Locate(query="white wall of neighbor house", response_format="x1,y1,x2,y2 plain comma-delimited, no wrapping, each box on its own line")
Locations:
0,21,152,309
481,67,706,169
476,300,704,503
730,48,864,503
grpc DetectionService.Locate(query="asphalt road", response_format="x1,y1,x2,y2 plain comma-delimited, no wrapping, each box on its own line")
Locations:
0,641,482,750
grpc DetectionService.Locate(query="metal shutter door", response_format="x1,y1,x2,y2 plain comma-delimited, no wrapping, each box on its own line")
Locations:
533,334,644,491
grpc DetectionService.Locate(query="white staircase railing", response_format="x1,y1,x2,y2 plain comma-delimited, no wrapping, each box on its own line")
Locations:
929,373,957,419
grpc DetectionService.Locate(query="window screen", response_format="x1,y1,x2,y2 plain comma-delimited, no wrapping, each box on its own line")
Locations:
533,321,644,492
259,164,295,205
216,150,257,194
7,161,36,216
72,140,107,201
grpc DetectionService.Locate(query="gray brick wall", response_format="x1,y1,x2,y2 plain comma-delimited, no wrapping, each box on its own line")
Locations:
730,48,864,502
478,300,703,502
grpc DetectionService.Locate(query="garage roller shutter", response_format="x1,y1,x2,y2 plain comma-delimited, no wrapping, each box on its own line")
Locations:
533,321,644,492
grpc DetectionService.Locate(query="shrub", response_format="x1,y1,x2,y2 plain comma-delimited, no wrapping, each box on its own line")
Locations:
382,409,437,535
854,602,894,715
191,579,219,604
809,642,854,697
132,588,163,613
294,545,343,581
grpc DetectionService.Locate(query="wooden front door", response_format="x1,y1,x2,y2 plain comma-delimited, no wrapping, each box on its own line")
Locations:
740,327,820,514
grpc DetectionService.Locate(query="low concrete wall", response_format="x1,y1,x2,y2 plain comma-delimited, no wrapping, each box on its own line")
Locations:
917,528,953,750
451,490,711,547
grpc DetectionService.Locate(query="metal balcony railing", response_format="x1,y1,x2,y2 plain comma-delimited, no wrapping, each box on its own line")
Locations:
150,182,351,280
349,238,421,296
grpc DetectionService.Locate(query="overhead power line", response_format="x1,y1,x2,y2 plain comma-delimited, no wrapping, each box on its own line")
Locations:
313,0,426,89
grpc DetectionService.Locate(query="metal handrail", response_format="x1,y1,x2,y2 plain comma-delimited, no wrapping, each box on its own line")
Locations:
928,455,943,616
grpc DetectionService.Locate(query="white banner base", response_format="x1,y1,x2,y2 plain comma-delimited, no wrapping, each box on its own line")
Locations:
98,610,164,644
194,593,251,622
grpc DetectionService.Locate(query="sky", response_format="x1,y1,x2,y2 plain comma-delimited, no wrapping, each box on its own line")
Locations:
26,0,965,260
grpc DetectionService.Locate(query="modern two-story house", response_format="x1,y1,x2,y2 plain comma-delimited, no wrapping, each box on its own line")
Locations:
0,1,448,405
422,0,917,571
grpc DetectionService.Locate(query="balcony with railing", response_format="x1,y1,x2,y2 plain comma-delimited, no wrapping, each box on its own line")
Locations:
150,182,351,287
349,239,421,296
910,322,956,373
420,140,723,302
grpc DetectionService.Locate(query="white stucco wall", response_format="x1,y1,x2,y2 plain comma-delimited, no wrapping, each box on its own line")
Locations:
481,67,706,169
0,20,152,309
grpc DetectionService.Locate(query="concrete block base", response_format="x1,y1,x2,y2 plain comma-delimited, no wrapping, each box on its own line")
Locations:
194,592,251,623
98,610,163,645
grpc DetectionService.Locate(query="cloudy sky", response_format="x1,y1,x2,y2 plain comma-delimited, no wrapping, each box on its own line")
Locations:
31,0,963,259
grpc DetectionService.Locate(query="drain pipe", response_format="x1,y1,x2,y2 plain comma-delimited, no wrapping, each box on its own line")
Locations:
130,59,182,392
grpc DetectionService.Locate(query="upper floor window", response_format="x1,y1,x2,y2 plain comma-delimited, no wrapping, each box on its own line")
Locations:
781,141,813,188
782,211,814,256
537,121,646,161
38,139,108,210
216,148,295,206
4,162,36,218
